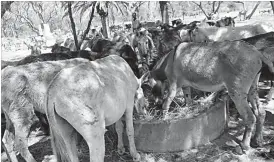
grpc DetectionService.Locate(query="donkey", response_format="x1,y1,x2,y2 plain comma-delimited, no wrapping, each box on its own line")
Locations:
126,29,155,68
1,58,90,162
242,32,274,102
91,38,141,78
185,24,272,43
45,55,145,162
146,40,274,154
184,31,274,102
1,51,96,69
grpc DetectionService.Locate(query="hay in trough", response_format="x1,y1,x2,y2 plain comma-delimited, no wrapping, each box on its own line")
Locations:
135,84,223,122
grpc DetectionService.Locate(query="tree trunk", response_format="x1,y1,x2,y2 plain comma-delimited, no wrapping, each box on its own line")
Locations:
159,1,166,23
68,2,79,50
246,1,261,19
101,15,109,38
212,1,215,13
109,6,115,25
165,4,169,24
159,1,169,24
147,2,151,20
78,3,96,48
1,1,13,18
271,1,274,14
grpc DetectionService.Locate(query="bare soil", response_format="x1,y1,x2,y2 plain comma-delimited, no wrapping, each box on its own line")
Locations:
2,100,273,162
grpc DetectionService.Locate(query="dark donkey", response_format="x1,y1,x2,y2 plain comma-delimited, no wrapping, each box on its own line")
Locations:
92,38,141,78
146,40,274,154
242,32,274,102
1,50,96,69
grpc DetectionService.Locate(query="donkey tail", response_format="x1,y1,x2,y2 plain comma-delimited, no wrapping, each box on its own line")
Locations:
46,96,77,162
258,52,274,74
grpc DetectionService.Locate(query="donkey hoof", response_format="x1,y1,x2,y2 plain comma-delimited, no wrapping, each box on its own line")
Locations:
42,155,57,162
235,145,244,155
250,137,264,148
117,147,125,155
161,110,169,119
133,153,141,162
235,142,250,155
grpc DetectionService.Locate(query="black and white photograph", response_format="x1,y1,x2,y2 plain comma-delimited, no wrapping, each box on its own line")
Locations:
1,1,274,162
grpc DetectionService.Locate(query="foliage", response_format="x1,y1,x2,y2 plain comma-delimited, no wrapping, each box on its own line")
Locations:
1,1,69,37
1,1,272,38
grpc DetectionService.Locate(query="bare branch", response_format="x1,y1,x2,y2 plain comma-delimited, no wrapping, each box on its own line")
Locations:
67,2,79,50
30,2,45,23
78,2,96,47
213,1,222,14
192,1,210,19
234,1,246,10
46,10,53,23
246,1,260,19
11,10,39,34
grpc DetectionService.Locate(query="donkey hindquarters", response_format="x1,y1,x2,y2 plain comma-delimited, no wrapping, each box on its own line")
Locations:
163,41,270,153
46,55,141,162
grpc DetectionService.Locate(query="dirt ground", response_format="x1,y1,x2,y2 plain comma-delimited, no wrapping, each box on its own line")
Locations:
1,15,274,162
1,99,273,162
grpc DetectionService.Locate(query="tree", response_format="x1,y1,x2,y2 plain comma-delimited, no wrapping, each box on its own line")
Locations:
270,1,274,14
96,2,130,38
62,1,96,50
246,1,261,19
159,1,169,24
9,2,60,35
192,1,222,20
67,2,79,50
212,1,222,14
1,1,13,18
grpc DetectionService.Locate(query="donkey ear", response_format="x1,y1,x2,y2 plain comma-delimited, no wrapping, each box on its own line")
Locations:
147,36,155,49
138,71,150,85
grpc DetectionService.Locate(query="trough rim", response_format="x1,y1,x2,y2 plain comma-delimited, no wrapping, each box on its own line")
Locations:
134,97,227,125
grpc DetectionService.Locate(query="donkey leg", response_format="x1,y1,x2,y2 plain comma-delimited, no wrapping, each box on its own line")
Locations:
13,122,36,162
248,78,265,147
266,81,274,102
13,116,37,162
78,125,105,162
115,119,125,155
35,111,50,136
11,96,38,162
2,113,18,162
125,108,140,161
229,90,256,152
162,82,177,116
182,87,192,105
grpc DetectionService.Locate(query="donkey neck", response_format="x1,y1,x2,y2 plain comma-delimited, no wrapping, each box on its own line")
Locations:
151,49,175,81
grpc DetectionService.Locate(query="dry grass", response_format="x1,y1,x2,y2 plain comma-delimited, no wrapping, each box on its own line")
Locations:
136,84,214,123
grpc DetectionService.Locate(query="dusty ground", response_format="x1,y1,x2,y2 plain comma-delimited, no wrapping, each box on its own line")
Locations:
1,14,274,162
1,100,273,162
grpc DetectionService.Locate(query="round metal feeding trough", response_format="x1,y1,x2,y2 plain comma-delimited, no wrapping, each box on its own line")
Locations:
124,98,228,152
